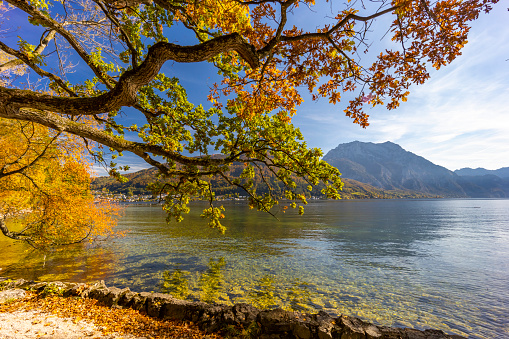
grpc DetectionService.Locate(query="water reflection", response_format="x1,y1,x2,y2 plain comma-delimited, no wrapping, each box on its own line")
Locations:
1,242,117,283
161,258,227,303
161,262,317,313
199,258,226,303
286,279,312,312
161,267,189,299
2,200,509,339
249,274,278,309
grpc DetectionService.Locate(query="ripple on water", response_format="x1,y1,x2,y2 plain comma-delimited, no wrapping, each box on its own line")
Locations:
2,200,509,338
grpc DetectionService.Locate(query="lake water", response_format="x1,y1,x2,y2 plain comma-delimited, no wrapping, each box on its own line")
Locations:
1,199,508,338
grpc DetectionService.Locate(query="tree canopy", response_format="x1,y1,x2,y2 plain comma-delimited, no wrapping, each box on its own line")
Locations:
0,47,122,247
0,117,122,247
0,0,499,230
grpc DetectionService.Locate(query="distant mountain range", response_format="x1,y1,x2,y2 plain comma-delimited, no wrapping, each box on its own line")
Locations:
323,141,509,198
454,167,509,179
91,165,433,200
91,141,509,199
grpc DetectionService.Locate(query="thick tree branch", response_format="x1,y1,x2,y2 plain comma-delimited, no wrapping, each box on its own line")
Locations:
0,33,258,116
0,216,32,243
259,0,297,57
0,108,241,169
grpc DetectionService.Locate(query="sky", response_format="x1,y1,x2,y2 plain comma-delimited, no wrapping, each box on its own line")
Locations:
293,3,509,171
122,1,509,174
3,1,508,175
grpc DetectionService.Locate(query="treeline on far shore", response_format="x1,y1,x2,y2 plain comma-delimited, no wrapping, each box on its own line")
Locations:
92,167,436,201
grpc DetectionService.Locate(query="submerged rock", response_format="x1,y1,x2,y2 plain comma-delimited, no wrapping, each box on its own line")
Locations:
0,278,465,339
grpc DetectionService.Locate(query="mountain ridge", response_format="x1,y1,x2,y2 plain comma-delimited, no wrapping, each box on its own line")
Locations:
455,167,509,179
91,141,509,199
323,141,508,198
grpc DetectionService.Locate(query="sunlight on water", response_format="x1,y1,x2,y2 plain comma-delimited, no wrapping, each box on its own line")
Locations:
2,199,509,338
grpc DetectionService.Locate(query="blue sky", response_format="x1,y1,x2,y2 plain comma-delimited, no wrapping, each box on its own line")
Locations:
3,1,508,175
119,2,509,175
293,3,509,171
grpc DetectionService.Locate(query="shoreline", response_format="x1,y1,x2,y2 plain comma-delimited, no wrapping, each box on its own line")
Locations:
1,278,465,339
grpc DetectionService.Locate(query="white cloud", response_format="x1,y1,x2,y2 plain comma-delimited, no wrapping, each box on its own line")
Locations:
295,4,509,170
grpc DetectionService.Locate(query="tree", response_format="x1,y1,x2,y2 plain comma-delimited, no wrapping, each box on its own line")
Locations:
0,47,120,247
0,117,122,247
0,0,499,230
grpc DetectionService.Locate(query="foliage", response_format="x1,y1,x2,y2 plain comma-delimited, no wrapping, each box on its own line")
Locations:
0,292,222,338
0,117,122,247
91,166,436,199
0,0,498,228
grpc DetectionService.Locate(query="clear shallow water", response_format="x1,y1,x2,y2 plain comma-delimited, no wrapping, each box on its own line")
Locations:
2,199,508,338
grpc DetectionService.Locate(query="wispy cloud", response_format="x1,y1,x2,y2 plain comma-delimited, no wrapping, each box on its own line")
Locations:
91,156,151,177
296,4,509,170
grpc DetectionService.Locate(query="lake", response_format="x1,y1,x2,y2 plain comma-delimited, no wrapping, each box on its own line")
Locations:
1,199,508,338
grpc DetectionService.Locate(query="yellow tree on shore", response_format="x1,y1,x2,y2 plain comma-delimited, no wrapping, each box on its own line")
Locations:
0,118,122,248
0,46,121,248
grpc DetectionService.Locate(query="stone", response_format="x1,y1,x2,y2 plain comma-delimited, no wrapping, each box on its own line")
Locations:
88,286,112,306
199,304,231,332
259,308,298,333
231,303,259,326
62,283,80,297
1,279,467,339
0,289,26,303
2,279,29,289
29,282,49,292
293,323,312,339
160,297,195,320
132,292,153,312
260,334,284,339
89,286,128,307
315,311,335,339
336,315,366,339
129,292,145,311
379,326,406,338
146,293,174,318
364,324,382,338
117,289,137,307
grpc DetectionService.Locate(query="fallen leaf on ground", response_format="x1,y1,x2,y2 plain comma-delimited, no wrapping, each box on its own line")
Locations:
0,292,223,339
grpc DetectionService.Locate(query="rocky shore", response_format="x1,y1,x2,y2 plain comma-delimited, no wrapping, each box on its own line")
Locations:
1,278,464,339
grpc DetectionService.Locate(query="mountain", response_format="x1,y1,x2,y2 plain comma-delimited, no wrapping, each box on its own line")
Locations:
455,174,509,198
455,167,509,179
91,164,434,200
322,141,467,197
91,141,509,199
322,141,509,198
92,167,161,195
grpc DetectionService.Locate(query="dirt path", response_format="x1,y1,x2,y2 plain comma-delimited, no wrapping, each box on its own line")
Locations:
0,309,124,338
0,289,221,339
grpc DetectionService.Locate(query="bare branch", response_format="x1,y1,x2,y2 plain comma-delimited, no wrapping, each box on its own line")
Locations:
0,30,57,72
